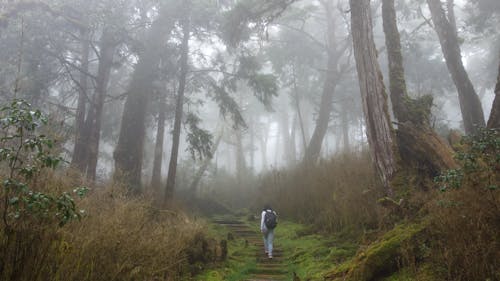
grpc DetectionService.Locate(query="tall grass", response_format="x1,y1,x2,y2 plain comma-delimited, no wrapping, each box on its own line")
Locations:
256,150,385,234
0,175,215,281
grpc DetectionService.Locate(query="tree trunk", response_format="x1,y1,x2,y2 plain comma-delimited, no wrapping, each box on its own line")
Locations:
427,0,485,135
382,0,410,122
383,0,457,178
292,66,307,154
235,126,247,182
86,30,116,182
487,57,500,129
304,1,341,164
114,2,177,192
71,28,91,172
164,14,190,201
341,105,350,151
350,0,398,190
151,93,167,192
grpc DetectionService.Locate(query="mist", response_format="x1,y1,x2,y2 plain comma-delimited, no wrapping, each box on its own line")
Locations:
0,0,499,280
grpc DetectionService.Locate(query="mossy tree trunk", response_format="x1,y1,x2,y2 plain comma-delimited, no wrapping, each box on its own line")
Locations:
165,12,190,201
382,0,456,177
349,0,398,191
487,56,500,129
427,0,485,135
114,1,178,192
382,0,409,122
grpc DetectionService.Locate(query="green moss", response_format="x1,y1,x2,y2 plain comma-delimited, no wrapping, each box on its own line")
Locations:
326,222,427,281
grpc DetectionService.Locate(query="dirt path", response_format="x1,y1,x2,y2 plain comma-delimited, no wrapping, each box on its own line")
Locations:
213,219,288,281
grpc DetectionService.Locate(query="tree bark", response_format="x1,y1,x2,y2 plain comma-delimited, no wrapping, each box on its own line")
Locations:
383,0,457,177
71,28,91,172
427,0,485,135
350,0,398,190
487,57,500,129
150,93,167,192
164,14,190,201
382,0,410,122
114,2,177,192
86,29,116,182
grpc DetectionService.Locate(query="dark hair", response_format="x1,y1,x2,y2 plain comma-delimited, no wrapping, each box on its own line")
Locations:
263,204,272,210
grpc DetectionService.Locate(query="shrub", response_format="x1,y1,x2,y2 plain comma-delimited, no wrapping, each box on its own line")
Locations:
430,128,500,280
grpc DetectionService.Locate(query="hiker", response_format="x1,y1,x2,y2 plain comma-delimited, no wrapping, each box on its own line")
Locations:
260,205,278,259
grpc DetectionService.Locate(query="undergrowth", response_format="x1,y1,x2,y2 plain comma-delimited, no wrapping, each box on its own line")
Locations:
0,100,218,281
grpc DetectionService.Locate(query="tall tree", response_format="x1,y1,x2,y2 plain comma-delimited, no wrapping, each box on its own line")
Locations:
71,27,91,172
85,29,117,181
382,0,409,122
382,0,456,177
164,9,190,201
349,0,397,190
427,0,485,134
114,1,178,192
304,0,348,164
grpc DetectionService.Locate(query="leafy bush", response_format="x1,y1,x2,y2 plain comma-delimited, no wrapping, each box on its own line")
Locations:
0,99,87,280
0,99,86,229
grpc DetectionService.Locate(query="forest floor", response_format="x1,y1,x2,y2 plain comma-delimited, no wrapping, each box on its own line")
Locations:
194,214,358,281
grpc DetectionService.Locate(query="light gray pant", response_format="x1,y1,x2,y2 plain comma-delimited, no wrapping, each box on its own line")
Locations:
263,229,274,255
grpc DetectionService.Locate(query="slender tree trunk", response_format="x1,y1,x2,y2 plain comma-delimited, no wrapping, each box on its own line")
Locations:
280,101,293,165
235,126,247,182
382,0,409,122
86,30,116,182
304,57,337,163
341,105,350,151
427,0,485,134
114,2,177,192
487,57,500,129
260,121,269,171
164,14,190,201
292,67,307,154
71,28,90,172
151,93,167,192
304,1,344,164
290,114,297,162
350,0,398,190
249,116,255,169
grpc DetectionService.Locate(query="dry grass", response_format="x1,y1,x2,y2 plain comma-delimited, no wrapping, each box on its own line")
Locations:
256,150,385,234
428,183,500,280
0,173,213,281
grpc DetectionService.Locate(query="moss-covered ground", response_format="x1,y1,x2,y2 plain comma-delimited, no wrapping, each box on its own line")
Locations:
194,216,358,281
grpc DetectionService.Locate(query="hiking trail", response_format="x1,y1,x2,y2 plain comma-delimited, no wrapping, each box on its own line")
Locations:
213,218,288,281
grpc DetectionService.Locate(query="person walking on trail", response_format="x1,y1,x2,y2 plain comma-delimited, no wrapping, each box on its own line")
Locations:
260,205,278,259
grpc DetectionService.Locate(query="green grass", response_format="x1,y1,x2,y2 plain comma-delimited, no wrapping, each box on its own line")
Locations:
276,220,358,281
193,216,258,281
194,216,360,281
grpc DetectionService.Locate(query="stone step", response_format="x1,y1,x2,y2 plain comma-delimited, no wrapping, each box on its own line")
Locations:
249,266,287,275
246,273,287,281
213,220,245,225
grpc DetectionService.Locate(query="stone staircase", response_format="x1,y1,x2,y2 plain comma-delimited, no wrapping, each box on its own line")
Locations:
214,219,288,281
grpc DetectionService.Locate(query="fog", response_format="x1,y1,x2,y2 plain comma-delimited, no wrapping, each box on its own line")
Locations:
0,0,498,192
